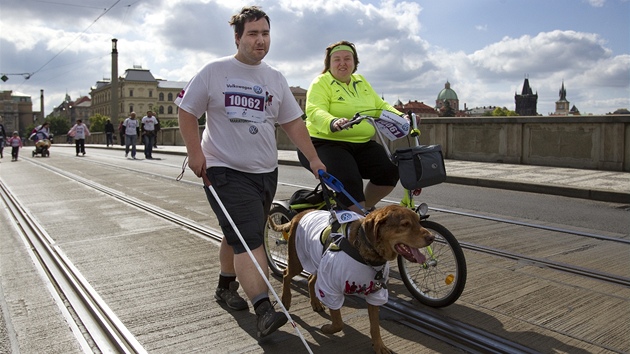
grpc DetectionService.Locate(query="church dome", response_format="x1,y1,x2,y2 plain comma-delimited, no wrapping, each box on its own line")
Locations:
437,81,458,100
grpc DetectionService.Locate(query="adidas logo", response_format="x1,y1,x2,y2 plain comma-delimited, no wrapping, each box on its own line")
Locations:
337,97,345,101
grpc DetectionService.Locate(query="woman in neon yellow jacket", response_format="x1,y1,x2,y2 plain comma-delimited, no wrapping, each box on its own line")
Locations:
297,40,405,211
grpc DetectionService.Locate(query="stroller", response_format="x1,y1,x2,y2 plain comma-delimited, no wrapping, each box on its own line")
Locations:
30,129,51,157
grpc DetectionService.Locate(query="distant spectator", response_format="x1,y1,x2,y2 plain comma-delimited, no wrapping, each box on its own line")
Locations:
105,119,115,147
118,120,125,146
0,116,7,159
8,131,22,161
30,122,51,151
123,112,139,159
141,110,158,159
153,115,160,148
68,119,91,156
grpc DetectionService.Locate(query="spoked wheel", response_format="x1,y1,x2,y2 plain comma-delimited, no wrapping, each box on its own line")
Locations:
264,204,293,277
398,220,467,307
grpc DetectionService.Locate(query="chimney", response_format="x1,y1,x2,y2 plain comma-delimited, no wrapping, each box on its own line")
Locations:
40,89,44,122
111,39,119,125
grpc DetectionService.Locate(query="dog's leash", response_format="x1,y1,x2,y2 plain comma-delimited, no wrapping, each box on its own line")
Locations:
208,185,314,354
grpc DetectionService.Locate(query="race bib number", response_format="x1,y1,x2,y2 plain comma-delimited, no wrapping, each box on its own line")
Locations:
225,79,266,123
374,110,410,140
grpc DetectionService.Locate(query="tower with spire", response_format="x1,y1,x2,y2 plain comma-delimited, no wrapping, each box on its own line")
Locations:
515,75,538,116
554,81,570,115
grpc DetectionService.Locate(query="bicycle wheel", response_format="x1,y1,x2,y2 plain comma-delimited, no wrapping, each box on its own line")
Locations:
264,204,293,277
398,220,467,307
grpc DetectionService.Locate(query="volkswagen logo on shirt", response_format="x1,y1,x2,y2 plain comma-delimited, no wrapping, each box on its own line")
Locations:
249,126,259,135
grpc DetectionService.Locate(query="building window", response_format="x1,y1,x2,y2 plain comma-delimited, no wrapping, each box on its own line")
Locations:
129,89,133,97
168,106,173,114
129,105,134,113
159,93,164,101
167,92,173,101
149,90,153,98
159,106,164,114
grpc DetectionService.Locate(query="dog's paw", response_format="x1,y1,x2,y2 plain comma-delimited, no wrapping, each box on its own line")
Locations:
321,323,343,334
310,299,325,312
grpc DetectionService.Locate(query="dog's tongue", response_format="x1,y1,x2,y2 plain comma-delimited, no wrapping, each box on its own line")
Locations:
411,247,426,264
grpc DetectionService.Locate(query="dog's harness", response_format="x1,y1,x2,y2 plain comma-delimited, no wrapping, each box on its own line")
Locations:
321,221,387,288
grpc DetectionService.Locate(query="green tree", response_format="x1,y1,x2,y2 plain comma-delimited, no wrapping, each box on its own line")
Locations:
490,107,518,116
23,116,69,140
46,116,71,136
88,113,109,132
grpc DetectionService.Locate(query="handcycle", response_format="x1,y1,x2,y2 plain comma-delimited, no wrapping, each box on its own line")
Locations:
264,110,467,307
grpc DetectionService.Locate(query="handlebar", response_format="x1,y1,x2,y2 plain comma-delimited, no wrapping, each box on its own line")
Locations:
337,111,421,137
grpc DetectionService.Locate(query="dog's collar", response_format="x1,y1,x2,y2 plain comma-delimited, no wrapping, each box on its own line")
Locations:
357,226,386,267
336,226,386,268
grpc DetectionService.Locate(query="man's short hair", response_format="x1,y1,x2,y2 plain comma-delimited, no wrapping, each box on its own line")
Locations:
229,6,270,40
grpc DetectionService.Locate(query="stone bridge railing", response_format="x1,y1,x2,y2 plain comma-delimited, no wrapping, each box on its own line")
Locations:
83,114,630,172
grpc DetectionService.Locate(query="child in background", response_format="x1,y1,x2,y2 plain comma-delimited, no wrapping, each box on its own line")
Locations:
8,131,22,161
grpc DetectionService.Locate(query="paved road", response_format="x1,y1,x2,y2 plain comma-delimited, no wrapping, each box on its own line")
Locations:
65,143,630,203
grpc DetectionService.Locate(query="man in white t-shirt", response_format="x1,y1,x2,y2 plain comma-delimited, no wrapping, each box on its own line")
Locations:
141,110,158,159
175,6,325,339
123,112,139,159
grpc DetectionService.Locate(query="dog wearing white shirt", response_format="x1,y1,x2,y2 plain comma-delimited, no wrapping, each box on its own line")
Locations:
268,204,433,354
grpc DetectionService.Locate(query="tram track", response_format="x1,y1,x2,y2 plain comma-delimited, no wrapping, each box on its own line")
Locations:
14,154,558,353
0,179,147,354
36,152,630,287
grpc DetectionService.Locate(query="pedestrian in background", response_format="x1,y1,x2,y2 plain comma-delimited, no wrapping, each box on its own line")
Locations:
105,119,115,147
68,119,91,156
8,131,22,161
123,112,139,159
153,115,160,148
141,110,158,159
118,120,125,146
176,6,325,339
0,116,7,159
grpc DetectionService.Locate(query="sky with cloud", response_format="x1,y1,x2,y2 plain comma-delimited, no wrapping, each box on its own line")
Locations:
1,0,628,116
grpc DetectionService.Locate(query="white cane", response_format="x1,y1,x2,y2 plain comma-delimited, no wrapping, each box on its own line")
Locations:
208,185,313,354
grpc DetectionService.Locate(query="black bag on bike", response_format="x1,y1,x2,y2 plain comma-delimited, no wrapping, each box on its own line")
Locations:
288,184,325,208
393,145,447,189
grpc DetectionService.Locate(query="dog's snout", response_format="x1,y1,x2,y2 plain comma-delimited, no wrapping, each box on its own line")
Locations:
422,228,435,243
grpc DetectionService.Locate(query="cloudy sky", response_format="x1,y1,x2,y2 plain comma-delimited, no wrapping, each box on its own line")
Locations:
1,0,629,117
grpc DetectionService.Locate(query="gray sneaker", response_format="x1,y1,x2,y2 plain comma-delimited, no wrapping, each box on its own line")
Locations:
255,301,287,338
215,281,248,311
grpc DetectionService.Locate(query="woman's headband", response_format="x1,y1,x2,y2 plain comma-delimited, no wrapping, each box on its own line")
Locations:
329,44,354,56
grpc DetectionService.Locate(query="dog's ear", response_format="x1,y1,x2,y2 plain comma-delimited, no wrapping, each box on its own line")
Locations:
365,208,390,243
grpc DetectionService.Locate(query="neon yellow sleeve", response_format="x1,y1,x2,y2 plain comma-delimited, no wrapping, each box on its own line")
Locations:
305,72,402,143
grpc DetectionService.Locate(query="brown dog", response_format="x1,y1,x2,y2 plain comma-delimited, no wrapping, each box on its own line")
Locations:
268,204,434,353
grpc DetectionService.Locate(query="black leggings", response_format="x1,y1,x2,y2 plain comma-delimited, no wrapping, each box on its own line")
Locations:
75,139,85,154
298,138,398,208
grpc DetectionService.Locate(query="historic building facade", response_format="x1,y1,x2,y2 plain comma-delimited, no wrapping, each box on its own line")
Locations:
394,99,438,117
435,81,459,112
0,90,35,136
515,77,538,116
52,94,91,125
90,66,186,123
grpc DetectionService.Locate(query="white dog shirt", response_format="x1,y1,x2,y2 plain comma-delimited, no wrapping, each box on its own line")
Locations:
294,210,390,311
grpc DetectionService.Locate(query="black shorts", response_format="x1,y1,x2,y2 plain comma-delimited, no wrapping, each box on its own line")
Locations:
204,167,278,254
298,138,398,208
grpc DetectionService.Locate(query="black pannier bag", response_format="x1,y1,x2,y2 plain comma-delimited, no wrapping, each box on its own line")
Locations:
393,145,447,189
289,184,325,207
